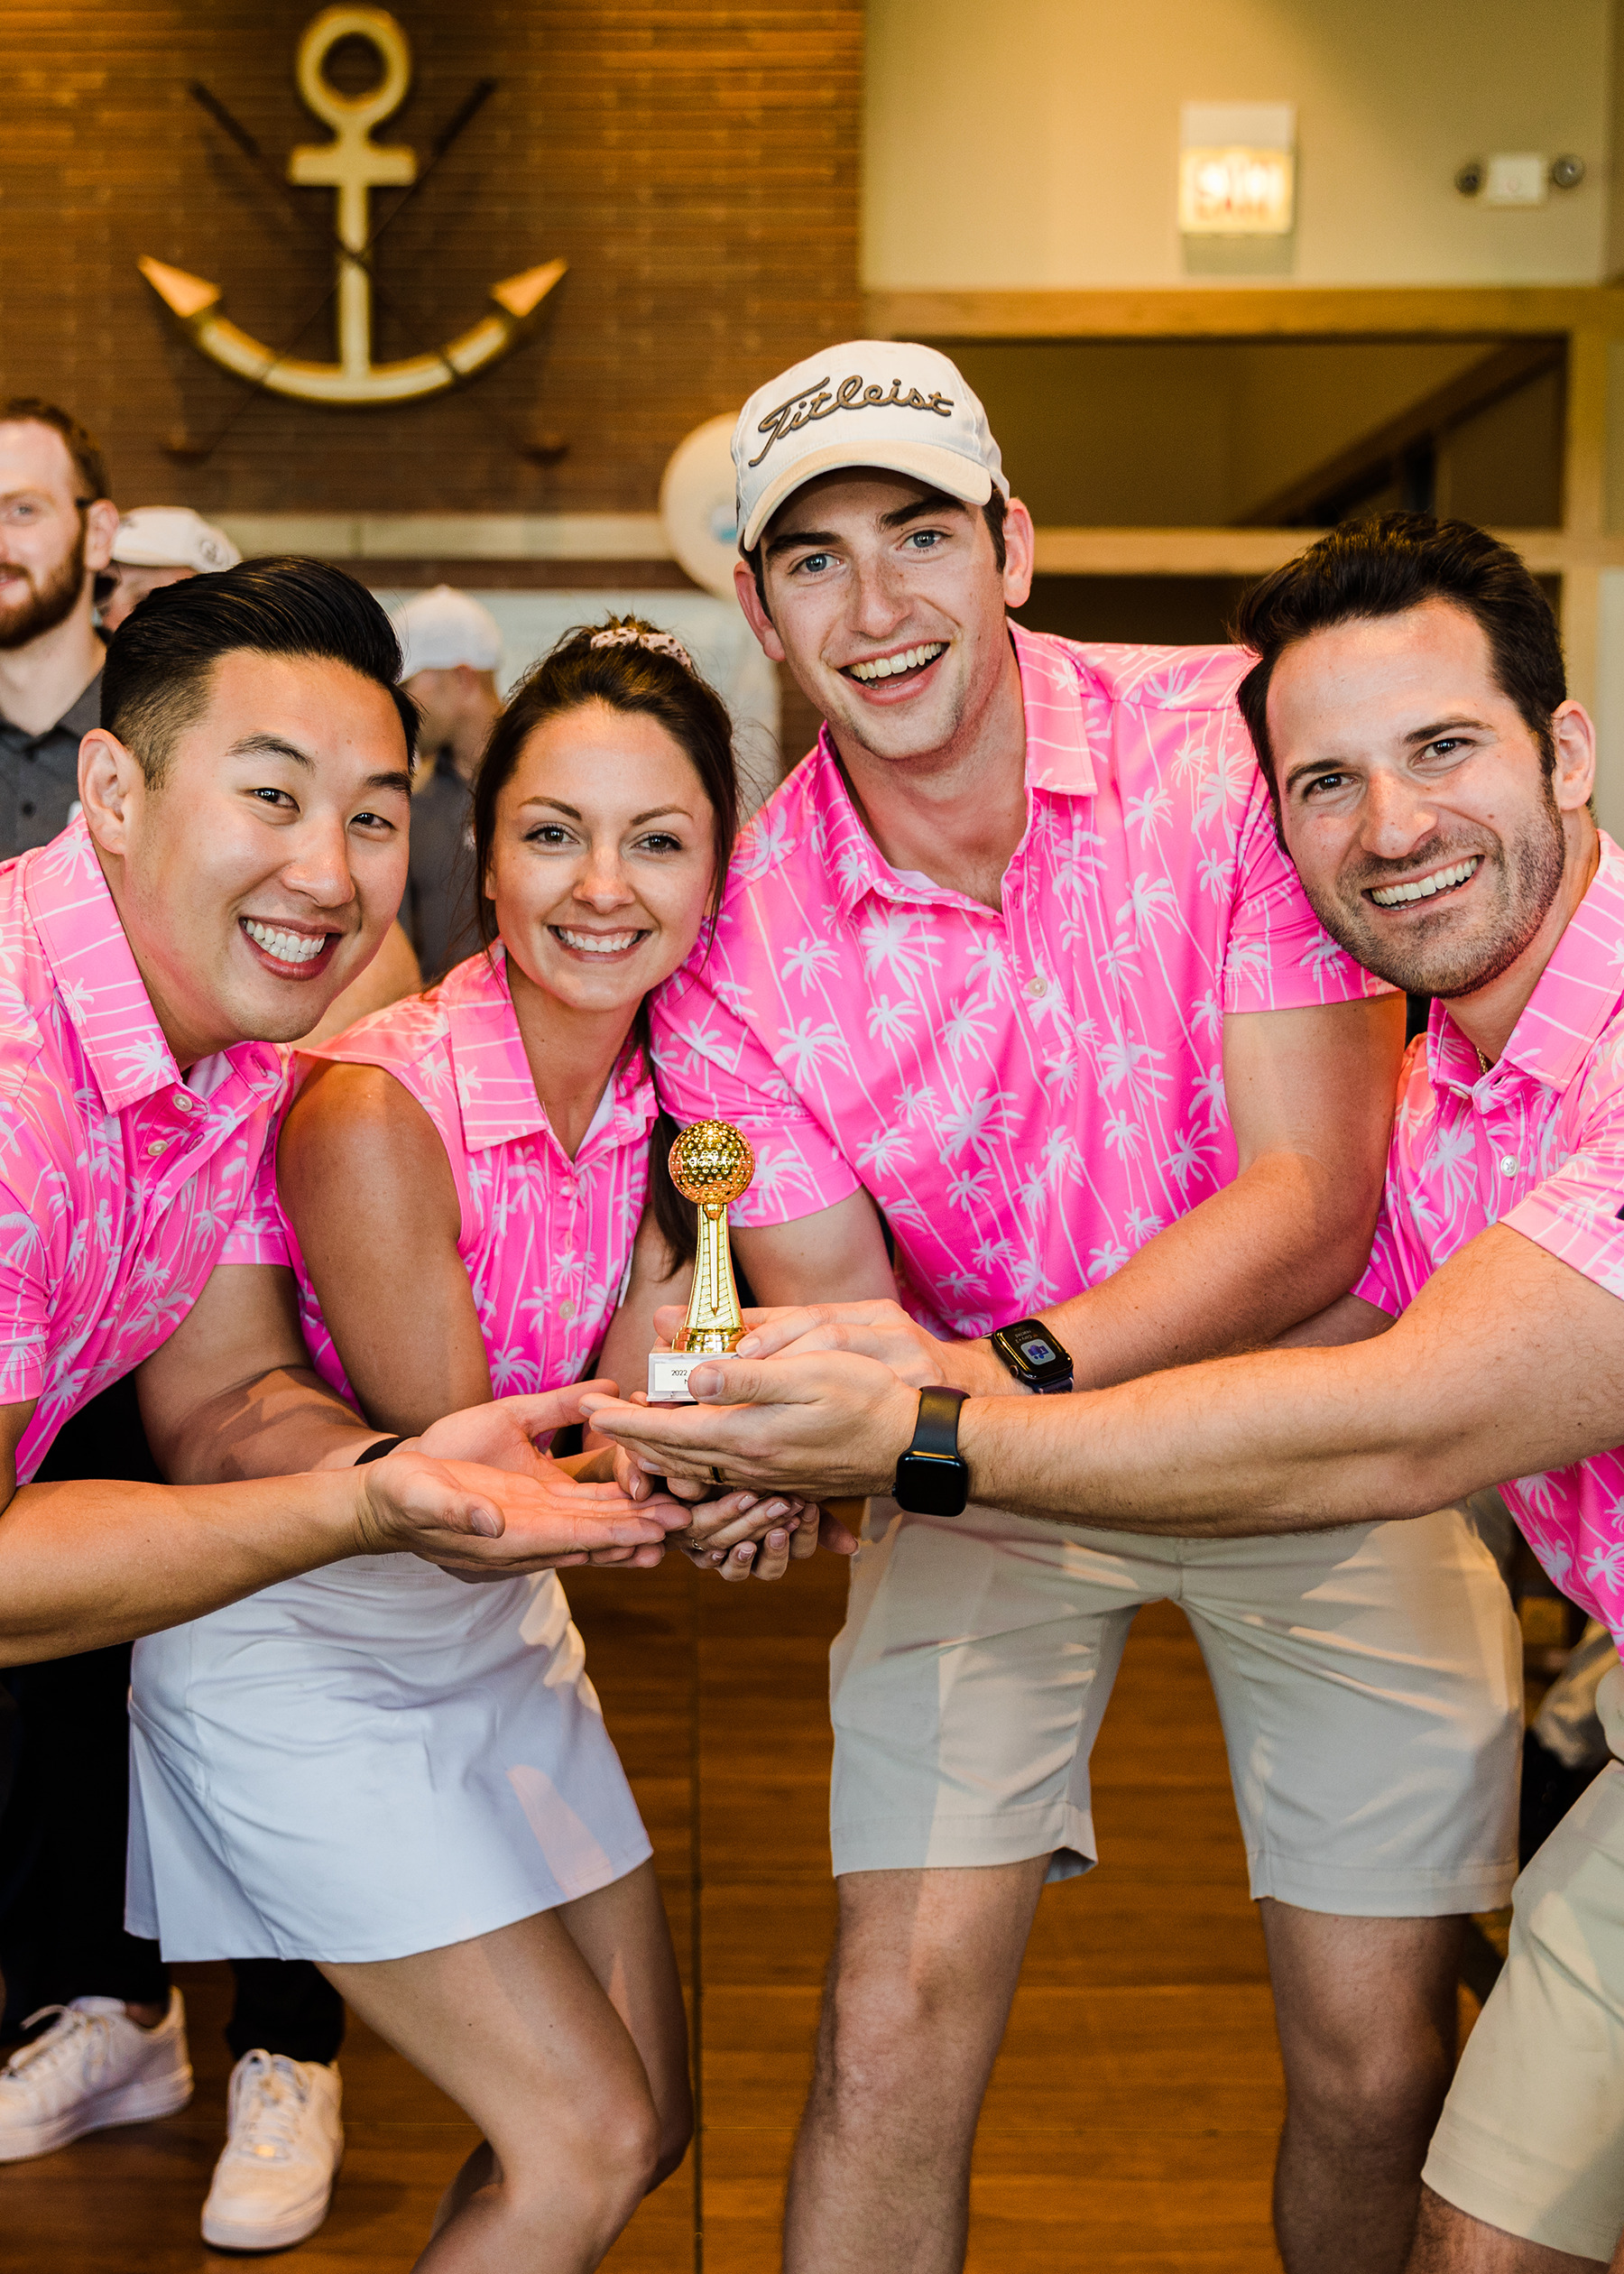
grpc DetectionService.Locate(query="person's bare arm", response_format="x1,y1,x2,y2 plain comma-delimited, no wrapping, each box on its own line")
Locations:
0,1378,671,1667
718,997,1406,1396
584,1226,1616,1532
1024,994,1403,1382
732,1187,900,1307
278,1060,694,1569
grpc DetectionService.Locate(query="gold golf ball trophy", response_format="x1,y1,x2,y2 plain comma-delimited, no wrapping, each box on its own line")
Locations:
647,1120,757,1403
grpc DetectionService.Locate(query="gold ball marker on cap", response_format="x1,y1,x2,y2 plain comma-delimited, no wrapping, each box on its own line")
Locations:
647,1121,757,1403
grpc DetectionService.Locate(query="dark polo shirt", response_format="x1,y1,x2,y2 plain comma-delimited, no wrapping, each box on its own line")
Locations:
0,670,102,864
403,755,481,983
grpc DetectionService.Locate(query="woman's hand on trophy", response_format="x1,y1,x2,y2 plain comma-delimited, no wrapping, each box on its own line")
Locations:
579,1351,919,1501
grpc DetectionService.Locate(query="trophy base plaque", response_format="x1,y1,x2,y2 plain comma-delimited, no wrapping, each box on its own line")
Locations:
647,1351,706,1404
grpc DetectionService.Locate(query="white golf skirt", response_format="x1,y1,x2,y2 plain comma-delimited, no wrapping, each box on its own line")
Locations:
125,1555,651,1964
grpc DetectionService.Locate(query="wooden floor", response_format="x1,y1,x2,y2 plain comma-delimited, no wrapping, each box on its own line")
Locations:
1,1554,1301,2272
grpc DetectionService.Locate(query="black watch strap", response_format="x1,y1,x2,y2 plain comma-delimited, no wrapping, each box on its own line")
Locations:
355,1435,407,1465
892,1385,971,1519
912,1384,968,1456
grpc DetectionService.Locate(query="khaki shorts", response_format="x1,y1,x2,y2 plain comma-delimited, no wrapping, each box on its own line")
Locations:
829,1496,1521,1915
1424,1664,1624,2261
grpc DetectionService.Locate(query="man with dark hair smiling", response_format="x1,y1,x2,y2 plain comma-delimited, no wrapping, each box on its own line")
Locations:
595,512,1624,2272
613,355,1527,2274
0,557,677,2246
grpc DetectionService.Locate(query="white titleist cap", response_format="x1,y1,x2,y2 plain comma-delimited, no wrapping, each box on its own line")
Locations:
392,584,503,675
733,341,1009,553
112,506,240,573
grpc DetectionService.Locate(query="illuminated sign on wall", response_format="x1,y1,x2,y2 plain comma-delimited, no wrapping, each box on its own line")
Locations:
1177,103,1296,238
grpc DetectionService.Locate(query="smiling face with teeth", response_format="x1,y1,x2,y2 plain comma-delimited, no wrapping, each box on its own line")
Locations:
484,698,718,1040
77,649,413,1063
1272,598,1596,1006
736,470,1035,774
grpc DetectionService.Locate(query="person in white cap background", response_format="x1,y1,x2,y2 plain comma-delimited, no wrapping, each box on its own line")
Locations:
99,505,241,633
625,341,1521,2274
392,584,505,981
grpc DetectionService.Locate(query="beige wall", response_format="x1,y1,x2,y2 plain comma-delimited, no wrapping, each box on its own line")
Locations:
866,0,1612,289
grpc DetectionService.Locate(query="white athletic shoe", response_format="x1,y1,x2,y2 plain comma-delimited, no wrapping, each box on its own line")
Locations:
200,2050,345,2251
0,1990,194,2160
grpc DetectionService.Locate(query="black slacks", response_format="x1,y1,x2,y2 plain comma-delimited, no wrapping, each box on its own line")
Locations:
0,1374,345,2064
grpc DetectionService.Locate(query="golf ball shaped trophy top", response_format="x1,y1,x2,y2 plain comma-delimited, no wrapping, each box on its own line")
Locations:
646,1120,756,1403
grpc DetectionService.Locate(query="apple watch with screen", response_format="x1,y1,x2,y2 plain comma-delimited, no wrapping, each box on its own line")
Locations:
990,1318,1075,1395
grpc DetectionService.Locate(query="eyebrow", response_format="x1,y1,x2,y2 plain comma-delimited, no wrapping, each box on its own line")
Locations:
228,732,411,796
1281,715,1492,795
518,797,695,825
764,491,969,562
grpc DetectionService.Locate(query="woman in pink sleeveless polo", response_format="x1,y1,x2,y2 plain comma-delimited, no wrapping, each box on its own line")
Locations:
127,622,804,2270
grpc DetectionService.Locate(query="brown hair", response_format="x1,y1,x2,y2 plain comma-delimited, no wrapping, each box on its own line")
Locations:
0,396,108,504
471,616,740,1270
1233,513,1565,820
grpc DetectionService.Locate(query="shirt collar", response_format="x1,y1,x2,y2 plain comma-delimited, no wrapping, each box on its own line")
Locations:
442,948,659,1154
0,664,102,743
58,667,103,740
816,624,1098,917
1430,831,1624,1099
23,814,279,1114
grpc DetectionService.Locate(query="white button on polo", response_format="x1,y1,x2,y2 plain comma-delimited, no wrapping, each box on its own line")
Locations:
1499,1155,1518,1175
146,1138,169,1156
1026,973,1048,999
171,1090,193,1111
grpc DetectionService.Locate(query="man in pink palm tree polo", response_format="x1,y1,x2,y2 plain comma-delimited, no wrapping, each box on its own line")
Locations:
642,343,1522,2274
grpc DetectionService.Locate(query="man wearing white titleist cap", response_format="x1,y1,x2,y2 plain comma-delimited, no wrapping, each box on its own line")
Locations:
392,584,503,979
632,342,1521,2273
100,506,241,633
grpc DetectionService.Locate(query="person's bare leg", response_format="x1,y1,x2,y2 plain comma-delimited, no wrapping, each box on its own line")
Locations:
1263,1904,1465,2274
323,1863,689,2273
783,1859,1048,2274
554,1862,691,2186
1407,2186,1604,2271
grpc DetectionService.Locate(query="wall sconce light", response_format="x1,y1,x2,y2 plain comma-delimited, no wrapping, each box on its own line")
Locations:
1178,103,1296,236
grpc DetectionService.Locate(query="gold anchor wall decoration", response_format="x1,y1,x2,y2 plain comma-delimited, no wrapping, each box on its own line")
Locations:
139,5,565,407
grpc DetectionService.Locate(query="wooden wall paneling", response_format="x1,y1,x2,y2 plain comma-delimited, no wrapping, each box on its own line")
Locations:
2,3,863,519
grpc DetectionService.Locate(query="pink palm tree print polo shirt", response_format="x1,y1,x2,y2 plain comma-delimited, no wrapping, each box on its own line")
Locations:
651,625,1391,1339
0,818,289,1482
282,948,659,1406
1357,836,1624,1647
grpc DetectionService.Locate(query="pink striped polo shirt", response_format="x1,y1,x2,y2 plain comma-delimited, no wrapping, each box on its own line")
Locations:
1357,835,1624,1645
284,948,660,1405
651,624,1391,1339
0,818,290,1482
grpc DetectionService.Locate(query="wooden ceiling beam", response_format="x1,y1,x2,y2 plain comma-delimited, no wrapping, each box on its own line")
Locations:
866,284,1624,341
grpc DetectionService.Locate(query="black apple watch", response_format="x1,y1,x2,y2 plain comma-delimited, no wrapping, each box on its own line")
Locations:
990,1318,1075,1395
892,1385,970,1518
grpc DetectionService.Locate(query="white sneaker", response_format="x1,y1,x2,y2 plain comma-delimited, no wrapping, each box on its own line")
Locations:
201,2050,345,2251
0,1990,193,2160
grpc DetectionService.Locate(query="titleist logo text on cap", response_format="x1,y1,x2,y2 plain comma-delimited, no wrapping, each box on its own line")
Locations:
749,374,956,467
